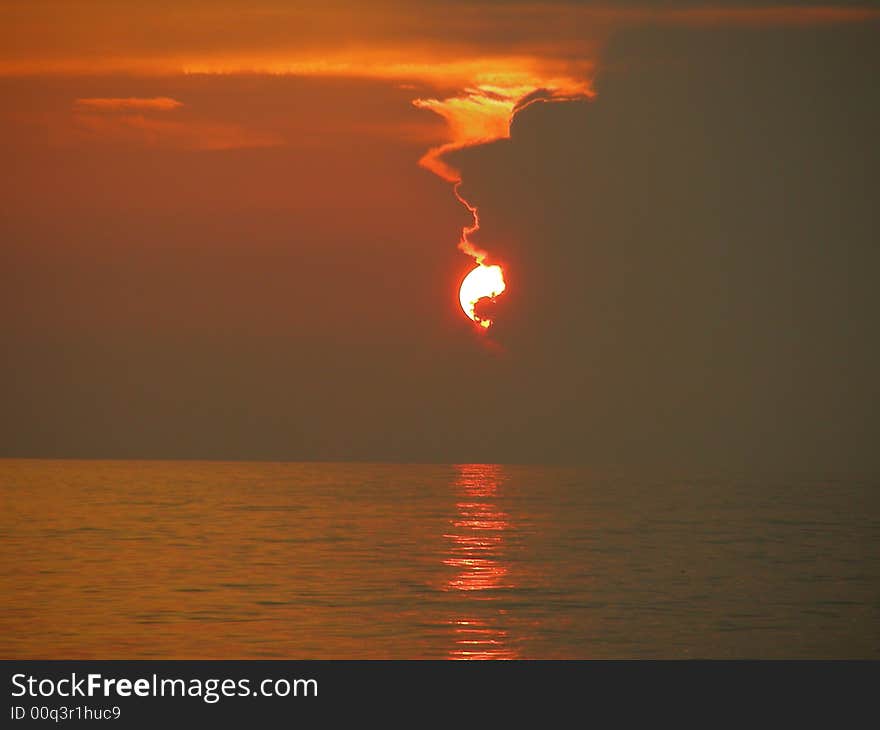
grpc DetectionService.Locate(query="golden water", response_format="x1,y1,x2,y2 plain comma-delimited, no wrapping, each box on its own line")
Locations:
1,460,877,658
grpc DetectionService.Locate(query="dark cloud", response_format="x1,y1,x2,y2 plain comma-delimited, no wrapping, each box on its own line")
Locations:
442,23,880,469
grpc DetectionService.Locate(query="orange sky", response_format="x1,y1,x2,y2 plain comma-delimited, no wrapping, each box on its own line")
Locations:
3,2,875,185
2,2,879,465
2,2,876,167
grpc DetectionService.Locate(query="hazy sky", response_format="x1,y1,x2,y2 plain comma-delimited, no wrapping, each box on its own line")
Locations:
2,2,878,469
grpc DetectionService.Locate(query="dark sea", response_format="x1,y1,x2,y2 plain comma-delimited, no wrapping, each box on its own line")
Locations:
1,459,877,659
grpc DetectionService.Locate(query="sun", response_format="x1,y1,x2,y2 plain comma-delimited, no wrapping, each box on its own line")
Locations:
459,264,506,329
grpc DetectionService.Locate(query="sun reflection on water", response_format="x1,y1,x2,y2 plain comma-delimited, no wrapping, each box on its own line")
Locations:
445,464,518,659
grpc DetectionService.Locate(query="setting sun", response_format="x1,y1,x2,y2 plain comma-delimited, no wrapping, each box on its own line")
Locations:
459,264,506,329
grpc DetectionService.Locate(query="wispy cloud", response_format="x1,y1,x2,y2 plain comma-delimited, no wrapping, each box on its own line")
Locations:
71,96,280,150
3,4,876,78
72,112,283,150
74,97,184,111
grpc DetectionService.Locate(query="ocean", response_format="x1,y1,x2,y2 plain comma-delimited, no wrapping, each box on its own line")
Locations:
1,459,877,658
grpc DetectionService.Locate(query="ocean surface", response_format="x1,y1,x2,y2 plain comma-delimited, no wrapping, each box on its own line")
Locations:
1,459,877,659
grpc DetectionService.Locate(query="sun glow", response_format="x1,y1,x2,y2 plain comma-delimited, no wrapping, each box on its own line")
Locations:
459,264,506,329
414,75,590,332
